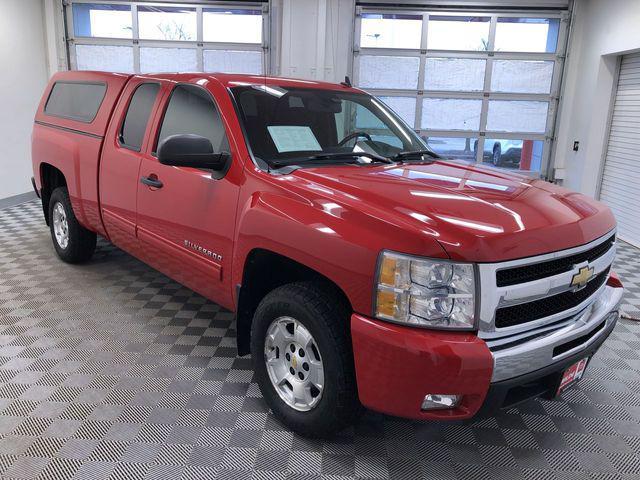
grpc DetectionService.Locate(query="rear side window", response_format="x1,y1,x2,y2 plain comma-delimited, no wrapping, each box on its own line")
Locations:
120,83,160,151
157,84,229,154
44,82,107,123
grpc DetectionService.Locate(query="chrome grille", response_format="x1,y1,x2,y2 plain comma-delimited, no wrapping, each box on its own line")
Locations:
494,267,610,328
477,230,616,340
496,234,615,287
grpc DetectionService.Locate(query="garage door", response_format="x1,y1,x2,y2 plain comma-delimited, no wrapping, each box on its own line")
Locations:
600,52,640,248
352,4,570,176
64,1,268,75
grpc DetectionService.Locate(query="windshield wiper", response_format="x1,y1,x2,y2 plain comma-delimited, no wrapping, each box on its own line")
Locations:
271,152,394,168
391,150,440,162
311,152,395,164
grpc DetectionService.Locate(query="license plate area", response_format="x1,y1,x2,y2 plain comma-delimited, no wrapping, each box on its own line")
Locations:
557,357,589,395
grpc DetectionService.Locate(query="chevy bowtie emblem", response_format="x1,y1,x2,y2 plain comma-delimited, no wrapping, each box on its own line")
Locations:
571,265,594,290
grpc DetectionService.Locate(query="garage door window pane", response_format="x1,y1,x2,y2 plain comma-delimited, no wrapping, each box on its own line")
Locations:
426,137,477,161
495,18,560,53
360,14,422,49
378,96,417,127
138,6,196,41
204,50,262,74
421,98,482,131
427,16,490,51
482,138,544,172
73,3,132,39
425,58,485,91
487,101,548,133
203,9,262,44
76,44,134,73
491,60,554,93
140,47,197,73
359,55,420,89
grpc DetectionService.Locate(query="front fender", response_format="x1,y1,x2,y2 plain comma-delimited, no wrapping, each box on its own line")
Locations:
231,186,447,315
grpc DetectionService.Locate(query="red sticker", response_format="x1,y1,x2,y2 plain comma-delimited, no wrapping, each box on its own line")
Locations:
558,358,589,395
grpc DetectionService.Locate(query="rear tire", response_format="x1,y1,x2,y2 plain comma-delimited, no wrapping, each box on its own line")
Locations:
251,282,360,437
48,187,96,263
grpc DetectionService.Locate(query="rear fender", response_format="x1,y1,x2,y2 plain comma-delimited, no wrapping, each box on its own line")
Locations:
32,126,105,235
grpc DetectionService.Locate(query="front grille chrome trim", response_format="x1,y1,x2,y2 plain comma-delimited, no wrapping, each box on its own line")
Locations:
496,234,615,287
480,279,609,340
494,268,609,329
477,229,616,337
484,307,591,349
495,248,614,309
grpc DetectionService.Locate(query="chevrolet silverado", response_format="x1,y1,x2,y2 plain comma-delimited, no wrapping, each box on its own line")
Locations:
31,71,624,436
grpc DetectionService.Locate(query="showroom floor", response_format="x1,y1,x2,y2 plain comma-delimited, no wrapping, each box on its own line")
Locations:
0,200,639,480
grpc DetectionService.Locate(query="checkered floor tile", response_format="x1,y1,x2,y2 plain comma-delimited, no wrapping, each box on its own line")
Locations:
0,199,639,480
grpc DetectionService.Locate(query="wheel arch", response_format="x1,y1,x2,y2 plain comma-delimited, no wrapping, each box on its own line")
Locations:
235,248,352,356
39,163,67,225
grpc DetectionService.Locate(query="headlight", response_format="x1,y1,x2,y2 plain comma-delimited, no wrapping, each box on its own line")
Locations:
374,251,476,329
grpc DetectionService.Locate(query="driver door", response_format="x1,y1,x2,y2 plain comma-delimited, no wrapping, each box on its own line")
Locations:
135,82,242,308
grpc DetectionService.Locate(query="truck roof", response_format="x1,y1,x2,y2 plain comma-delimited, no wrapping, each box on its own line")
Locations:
46,70,362,92
34,70,364,139
140,72,363,92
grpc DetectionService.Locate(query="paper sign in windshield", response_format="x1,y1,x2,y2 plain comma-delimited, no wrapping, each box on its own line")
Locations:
267,126,322,153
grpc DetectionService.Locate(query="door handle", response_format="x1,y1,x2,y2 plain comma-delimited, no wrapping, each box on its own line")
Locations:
140,175,163,189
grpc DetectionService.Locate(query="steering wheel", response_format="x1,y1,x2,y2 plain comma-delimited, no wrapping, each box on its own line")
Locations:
338,131,372,146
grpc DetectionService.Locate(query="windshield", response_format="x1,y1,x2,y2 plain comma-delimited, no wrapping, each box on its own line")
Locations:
230,85,428,167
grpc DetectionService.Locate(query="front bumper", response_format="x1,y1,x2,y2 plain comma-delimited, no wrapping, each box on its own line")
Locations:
350,285,623,420
477,311,618,417
487,285,623,382
351,314,493,420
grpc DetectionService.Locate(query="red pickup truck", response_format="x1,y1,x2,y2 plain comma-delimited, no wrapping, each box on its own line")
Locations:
31,71,623,436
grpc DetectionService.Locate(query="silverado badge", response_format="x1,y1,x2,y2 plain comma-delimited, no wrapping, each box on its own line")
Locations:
571,265,594,290
184,240,222,262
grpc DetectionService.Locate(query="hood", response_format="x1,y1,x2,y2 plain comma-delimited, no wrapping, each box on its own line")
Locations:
290,160,616,262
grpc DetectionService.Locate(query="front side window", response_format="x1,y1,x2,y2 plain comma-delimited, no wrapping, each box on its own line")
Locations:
157,84,229,154
120,83,160,151
231,86,427,167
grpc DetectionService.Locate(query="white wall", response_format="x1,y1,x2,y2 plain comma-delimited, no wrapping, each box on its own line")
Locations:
0,0,51,200
553,0,640,197
43,0,68,77
277,0,354,83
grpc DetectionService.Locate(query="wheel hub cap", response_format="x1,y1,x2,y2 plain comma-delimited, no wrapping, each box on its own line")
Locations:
264,316,324,411
52,202,69,249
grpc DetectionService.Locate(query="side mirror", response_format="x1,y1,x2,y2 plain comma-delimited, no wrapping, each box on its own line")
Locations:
158,134,230,172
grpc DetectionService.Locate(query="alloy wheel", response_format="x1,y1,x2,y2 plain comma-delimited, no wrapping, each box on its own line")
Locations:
52,202,69,249
264,316,324,411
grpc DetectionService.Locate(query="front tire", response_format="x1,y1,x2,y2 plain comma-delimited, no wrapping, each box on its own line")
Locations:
251,282,360,437
48,187,96,263
492,144,502,166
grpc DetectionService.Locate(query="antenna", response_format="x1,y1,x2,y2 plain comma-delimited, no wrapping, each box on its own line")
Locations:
341,76,352,87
